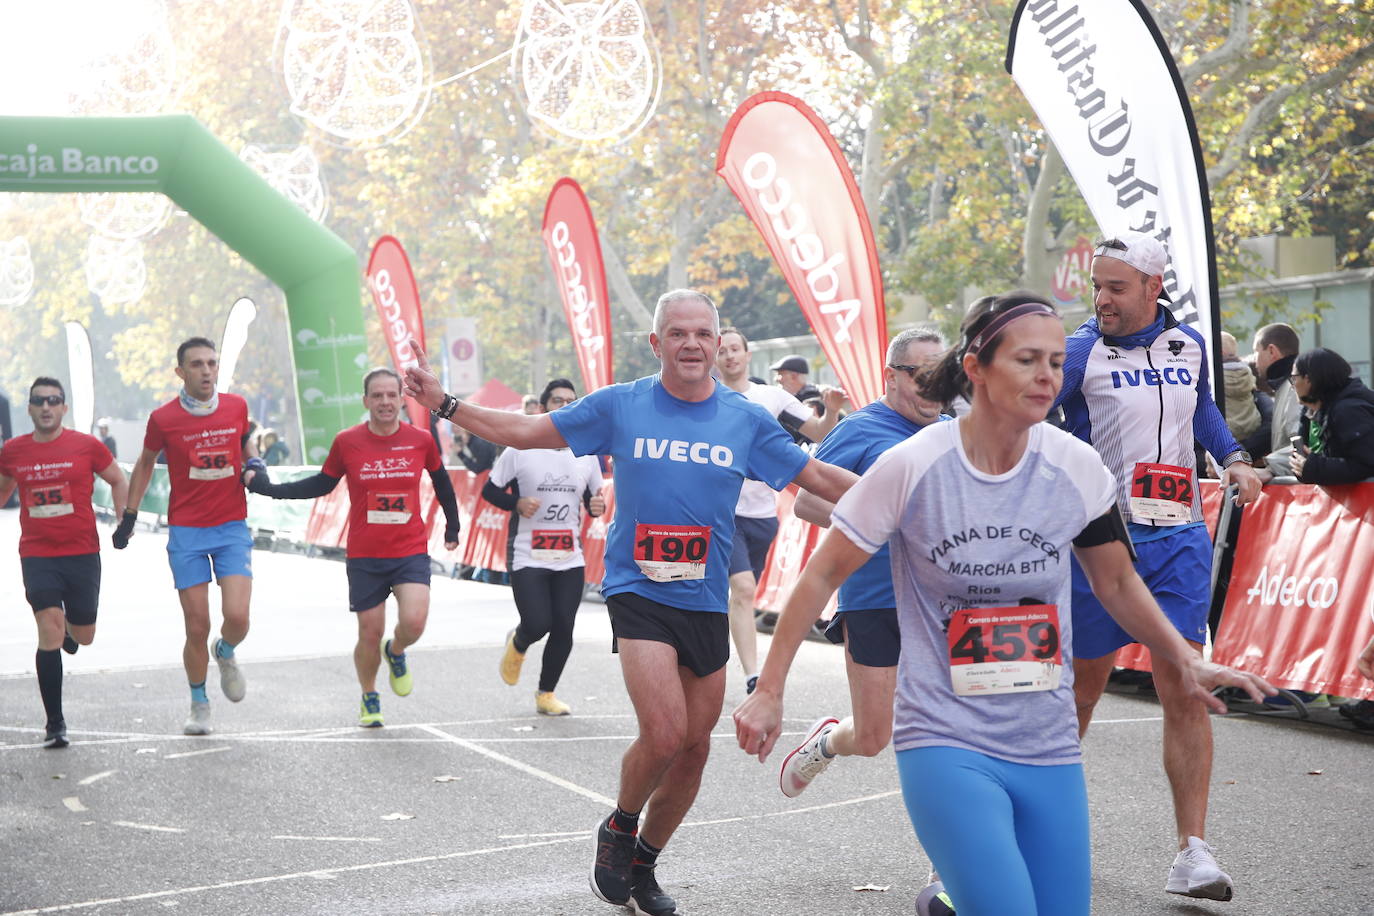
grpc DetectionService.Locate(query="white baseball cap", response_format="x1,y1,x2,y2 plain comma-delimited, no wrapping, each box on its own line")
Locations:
1093,230,1171,300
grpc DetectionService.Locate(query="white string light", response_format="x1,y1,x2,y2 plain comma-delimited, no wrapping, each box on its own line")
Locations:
0,237,35,307
84,235,147,305
239,143,330,222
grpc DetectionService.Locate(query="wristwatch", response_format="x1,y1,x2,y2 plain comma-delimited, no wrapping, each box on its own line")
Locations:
1222,450,1252,468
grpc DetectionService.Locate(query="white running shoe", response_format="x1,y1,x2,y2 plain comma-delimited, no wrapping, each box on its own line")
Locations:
1165,836,1234,901
183,701,212,736
779,715,839,798
213,639,246,702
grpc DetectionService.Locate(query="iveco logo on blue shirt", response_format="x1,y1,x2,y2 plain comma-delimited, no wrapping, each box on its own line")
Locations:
633,437,735,466
1111,368,1194,388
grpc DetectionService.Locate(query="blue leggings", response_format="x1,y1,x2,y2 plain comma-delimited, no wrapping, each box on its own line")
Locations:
896,746,1090,916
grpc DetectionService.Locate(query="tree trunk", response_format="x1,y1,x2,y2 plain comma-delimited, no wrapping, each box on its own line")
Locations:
1021,143,1066,293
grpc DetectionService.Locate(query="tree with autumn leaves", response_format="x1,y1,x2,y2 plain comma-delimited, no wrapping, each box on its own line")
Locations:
0,0,1369,449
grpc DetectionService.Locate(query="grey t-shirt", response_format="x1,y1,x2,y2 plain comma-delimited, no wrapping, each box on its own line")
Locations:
831,420,1115,766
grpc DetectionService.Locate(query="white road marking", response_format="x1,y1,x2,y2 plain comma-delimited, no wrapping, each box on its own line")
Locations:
77,770,116,786
110,821,186,834
0,834,587,915
416,723,617,807
61,797,86,813
163,746,231,760
270,836,382,843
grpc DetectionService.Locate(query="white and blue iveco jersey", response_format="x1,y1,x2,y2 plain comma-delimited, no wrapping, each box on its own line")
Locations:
1054,305,1242,544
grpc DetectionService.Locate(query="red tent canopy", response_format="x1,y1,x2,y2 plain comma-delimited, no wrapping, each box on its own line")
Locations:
465,378,524,412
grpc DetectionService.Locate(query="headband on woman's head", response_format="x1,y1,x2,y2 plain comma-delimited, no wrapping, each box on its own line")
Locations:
965,302,1058,357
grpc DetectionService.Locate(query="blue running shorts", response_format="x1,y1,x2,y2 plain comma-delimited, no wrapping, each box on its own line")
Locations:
166,520,253,590
1071,524,1211,659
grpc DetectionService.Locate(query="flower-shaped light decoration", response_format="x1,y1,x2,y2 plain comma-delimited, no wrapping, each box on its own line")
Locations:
69,0,178,116
279,0,431,145
0,237,36,307
85,235,148,305
239,144,329,222
515,0,660,143
76,193,172,241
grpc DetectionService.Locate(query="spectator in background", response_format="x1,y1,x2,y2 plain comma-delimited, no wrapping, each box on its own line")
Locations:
1286,348,1374,485
521,394,541,416
96,418,118,459
257,429,290,466
1219,333,1260,444
450,426,498,474
1252,323,1302,477
769,354,809,396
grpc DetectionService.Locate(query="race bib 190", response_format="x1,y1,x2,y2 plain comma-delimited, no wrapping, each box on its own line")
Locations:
189,445,234,481
633,523,710,582
947,604,1062,696
366,492,411,525
1129,462,1194,524
26,482,73,519
531,528,575,563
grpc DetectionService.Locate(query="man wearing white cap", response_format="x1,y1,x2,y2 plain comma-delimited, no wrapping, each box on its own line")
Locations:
1056,230,1260,902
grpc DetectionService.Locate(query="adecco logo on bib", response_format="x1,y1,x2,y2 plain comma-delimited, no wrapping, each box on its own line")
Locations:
1244,563,1340,610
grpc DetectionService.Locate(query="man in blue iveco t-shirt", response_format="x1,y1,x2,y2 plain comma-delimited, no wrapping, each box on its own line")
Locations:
403,289,856,916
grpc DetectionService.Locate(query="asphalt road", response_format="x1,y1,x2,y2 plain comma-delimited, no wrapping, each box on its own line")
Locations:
2,510,1371,915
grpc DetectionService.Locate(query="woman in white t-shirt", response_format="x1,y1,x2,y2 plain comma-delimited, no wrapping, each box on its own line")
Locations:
483,378,605,716
733,292,1272,916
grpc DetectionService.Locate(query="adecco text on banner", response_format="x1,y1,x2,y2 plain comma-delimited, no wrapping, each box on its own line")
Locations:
549,220,606,366
739,151,861,343
1244,563,1340,610
371,268,420,369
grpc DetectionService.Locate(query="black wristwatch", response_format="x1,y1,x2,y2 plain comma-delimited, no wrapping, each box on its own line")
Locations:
433,394,459,420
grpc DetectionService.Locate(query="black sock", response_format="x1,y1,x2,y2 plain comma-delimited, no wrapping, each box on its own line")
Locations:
632,837,662,876
608,806,639,835
36,649,63,726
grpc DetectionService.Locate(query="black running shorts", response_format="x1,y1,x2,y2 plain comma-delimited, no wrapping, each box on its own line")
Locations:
345,554,431,612
824,608,901,668
606,591,729,678
21,553,101,625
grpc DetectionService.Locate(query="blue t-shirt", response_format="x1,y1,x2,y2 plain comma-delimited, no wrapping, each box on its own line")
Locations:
551,375,809,612
814,401,949,612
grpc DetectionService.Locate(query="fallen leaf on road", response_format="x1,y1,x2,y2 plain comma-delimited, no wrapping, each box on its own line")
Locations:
1307,769,1324,776
433,775,460,783
512,726,534,732
381,812,416,820
136,748,157,755
852,885,890,892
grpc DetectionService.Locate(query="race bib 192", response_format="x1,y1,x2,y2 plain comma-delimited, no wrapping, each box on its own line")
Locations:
366,492,411,525
189,445,234,481
531,528,575,563
947,604,1062,696
1129,462,1194,524
26,482,73,519
633,523,710,582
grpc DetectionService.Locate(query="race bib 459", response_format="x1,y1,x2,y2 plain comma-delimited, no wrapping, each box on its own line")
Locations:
947,604,1062,696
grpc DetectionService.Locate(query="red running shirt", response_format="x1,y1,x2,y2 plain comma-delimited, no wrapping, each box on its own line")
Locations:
143,394,250,527
322,422,442,559
0,429,114,557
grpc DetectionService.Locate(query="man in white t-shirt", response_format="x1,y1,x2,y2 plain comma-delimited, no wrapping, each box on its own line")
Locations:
717,328,842,692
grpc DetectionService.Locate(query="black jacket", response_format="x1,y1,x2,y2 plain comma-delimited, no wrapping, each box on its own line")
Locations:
1298,377,1374,484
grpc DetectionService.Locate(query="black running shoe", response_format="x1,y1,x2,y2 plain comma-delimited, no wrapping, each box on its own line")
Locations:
62,633,79,655
43,720,68,749
590,815,635,905
629,867,677,915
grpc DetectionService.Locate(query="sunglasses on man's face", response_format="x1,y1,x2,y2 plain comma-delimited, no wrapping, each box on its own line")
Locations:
29,395,64,407
889,364,921,379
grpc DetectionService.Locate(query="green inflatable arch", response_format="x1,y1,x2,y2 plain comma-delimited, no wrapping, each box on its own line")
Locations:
0,115,367,462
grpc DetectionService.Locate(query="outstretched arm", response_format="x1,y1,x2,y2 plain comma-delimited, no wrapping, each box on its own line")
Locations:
404,340,566,450
791,457,858,506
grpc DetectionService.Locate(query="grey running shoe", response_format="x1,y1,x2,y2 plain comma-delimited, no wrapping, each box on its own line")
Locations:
629,867,677,915
917,879,956,915
183,701,212,736
213,639,246,702
1165,836,1234,901
43,720,69,749
590,815,635,906
779,715,839,798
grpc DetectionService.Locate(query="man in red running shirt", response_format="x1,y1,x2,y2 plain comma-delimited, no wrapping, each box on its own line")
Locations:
0,377,128,748
244,368,460,726
118,337,256,736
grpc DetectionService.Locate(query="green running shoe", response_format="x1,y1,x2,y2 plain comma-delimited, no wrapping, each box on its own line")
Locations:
358,692,384,728
381,637,412,696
